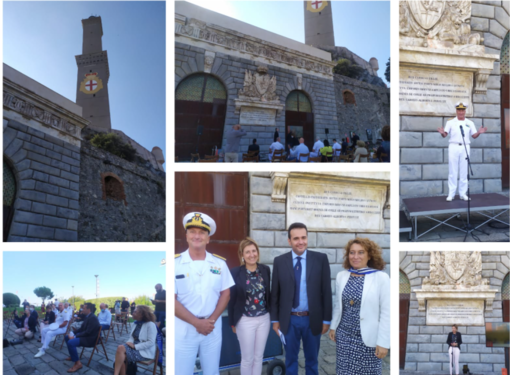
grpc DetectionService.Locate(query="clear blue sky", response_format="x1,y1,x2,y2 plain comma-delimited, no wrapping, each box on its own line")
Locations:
3,1,166,165
3,252,166,304
186,0,390,86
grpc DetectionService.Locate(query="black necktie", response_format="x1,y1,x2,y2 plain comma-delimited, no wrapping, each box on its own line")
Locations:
293,257,302,309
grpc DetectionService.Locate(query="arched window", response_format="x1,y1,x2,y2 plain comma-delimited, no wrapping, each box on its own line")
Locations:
175,74,228,160
286,91,312,112
503,273,509,301
399,269,411,295
176,74,227,103
3,160,17,241
343,90,356,105
501,32,509,75
101,172,127,206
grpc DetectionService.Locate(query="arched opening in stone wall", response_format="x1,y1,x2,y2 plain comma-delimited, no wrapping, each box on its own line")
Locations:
285,90,314,150
342,89,356,105
3,160,17,242
500,32,509,188
503,273,509,369
101,173,127,206
399,269,411,369
175,73,227,160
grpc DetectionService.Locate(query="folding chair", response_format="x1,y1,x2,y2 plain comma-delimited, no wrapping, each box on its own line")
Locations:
53,317,74,350
204,155,218,161
358,153,370,162
270,149,284,162
325,151,334,162
297,152,309,162
137,346,162,375
308,156,322,163
242,154,258,162
333,148,341,162
198,158,217,162
379,152,389,162
112,312,129,334
102,315,116,344
190,153,200,162
80,326,109,366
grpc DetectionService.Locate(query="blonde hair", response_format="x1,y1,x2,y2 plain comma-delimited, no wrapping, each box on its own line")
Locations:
238,237,260,265
357,140,366,148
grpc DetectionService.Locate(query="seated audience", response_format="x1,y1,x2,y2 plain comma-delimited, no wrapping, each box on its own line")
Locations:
353,140,369,163
248,139,260,156
64,303,101,373
121,297,130,313
98,303,112,332
15,308,35,339
320,139,333,162
38,304,56,342
288,138,310,162
113,306,157,375
376,125,390,162
268,137,285,161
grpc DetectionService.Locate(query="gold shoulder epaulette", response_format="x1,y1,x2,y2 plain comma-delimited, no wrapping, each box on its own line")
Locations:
175,253,182,258
213,254,226,261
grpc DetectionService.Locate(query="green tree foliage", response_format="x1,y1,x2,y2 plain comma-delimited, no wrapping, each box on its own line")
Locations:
385,58,390,83
90,133,137,162
333,58,364,79
3,293,20,307
33,287,54,304
134,295,153,306
67,295,86,308
85,296,127,309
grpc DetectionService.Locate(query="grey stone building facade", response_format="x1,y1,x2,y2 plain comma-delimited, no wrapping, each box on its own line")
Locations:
175,2,389,160
400,1,510,199
399,251,509,374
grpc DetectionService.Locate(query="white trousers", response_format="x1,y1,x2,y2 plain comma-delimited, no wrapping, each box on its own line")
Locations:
310,151,319,158
41,326,67,349
236,314,271,375
175,318,222,375
448,143,470,198
448,346,460,375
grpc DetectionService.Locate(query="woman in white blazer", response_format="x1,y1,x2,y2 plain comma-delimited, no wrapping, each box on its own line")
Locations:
329,238,390,375
113,305,158,375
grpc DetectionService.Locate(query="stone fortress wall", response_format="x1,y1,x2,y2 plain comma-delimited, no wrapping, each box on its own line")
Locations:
400,1,510,201
175,2,390,158
400,251,509,374
78,141,165,242
247,172,391,300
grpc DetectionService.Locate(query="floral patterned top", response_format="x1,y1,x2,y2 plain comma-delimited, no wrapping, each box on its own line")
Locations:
243,267,268,317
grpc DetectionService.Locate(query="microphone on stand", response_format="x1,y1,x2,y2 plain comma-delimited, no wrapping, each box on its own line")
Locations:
459,125,465,137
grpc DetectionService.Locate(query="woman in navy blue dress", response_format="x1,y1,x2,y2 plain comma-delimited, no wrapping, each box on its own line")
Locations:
329,238,390,375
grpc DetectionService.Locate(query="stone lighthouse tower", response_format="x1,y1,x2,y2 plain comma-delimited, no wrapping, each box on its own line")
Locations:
75,16,112,132
304,0,335,47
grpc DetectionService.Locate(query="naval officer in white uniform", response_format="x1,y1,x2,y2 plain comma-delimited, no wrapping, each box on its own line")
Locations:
437,102,486,201
35,302,72,358
175,212,235,375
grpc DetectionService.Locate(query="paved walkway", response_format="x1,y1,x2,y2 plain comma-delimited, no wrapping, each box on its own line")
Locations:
3,318,165,375
220,335,390,375
400,190,509,242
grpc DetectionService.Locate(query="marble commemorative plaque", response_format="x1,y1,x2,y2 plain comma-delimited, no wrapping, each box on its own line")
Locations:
400,67,473,117
286,179,386,233
426,299,485,326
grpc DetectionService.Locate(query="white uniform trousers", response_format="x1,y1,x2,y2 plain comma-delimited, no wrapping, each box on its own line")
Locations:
448,143,470,198
175,318,222,375
41,326,66,349
448,346,460,375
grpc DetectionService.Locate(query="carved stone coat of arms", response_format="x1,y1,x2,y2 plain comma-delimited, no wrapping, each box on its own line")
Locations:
423,251,487,287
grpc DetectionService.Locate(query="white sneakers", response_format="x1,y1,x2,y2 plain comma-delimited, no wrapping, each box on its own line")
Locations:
446,195,471,201
34,349,45,358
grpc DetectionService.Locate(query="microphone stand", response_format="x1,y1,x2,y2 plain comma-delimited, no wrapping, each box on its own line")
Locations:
459,125,486,242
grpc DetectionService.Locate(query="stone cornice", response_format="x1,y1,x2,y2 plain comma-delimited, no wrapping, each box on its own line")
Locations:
414,288,498,312
175,16,335,78
75,51,110,80
3,78,89,141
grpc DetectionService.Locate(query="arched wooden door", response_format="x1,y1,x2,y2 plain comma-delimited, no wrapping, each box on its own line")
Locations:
285,91,314,150
3,160,16,242
399,269,411,369
503,273,509,369
501,32,509,188
175,74,227,160
175,172,249,270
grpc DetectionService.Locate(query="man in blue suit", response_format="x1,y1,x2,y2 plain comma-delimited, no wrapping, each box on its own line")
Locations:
270,222,332,375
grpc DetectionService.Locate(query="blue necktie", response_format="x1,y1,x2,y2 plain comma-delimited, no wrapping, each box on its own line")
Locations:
293,257,302,309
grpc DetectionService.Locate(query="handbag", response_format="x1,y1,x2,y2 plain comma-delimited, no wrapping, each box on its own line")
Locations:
113,361,137,375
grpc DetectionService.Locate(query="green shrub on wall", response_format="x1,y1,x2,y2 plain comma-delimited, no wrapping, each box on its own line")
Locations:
333,58,364,79
90,133,137,162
